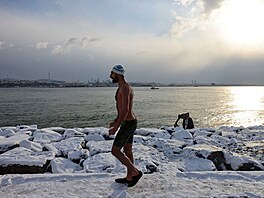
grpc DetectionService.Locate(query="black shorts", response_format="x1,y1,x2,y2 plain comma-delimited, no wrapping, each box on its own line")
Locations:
113,119,137,148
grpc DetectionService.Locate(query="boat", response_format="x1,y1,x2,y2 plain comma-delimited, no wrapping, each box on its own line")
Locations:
151,86,159,90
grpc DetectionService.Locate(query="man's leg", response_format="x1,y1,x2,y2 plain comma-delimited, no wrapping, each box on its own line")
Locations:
124,143,133,164
123,143,134,179
112,145,139,181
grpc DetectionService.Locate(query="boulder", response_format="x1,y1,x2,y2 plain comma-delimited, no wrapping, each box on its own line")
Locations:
68,149,90,163
51,157,82,173
135,128,164,137
33,129,62,143
83,152,117,173
0,134,29,154
144,137,186,158
51,137,85,156
224,152,264,171
84,134,105,142
63,129,85,139
82,127,109,136
19,140,42,152
86,140,113,156
183,144,226,170
0,129,16,137
177,158,217,172
171,130,193,141
0,147,55,174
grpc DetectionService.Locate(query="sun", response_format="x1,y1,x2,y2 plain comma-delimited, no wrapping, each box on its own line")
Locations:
214,0,264,49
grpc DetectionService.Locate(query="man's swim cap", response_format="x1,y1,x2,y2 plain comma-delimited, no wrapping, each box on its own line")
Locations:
111,64,125,75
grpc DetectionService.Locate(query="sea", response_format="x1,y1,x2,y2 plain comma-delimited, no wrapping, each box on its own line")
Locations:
1,86,264,129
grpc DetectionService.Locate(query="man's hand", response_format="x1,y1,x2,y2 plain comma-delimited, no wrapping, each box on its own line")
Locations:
109,126,118,136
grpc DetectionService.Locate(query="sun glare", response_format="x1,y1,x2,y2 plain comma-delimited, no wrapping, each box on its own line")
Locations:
228,86,264,126
215,0,264,49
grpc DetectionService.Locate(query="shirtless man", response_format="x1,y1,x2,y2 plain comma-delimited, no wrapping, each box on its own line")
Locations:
109,64,142,187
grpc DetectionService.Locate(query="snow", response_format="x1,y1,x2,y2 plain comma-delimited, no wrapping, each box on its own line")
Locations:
0,124,264,197
0,171,263,197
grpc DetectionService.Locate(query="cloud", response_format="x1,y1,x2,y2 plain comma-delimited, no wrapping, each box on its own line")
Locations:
50,37,102,55
201,0,225,15
171,0,225,38
0,41,15,50
0,41,5,49
36,42,48,49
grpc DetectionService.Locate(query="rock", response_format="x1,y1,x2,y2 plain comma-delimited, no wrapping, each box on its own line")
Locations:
171,130,193,141
183,144,226,170
0,129,16,137
84,134,105,142
132,143,168,174
177,158,217,171
33,129,62,143
86,140,113,156
51,137,85,156
43,143,61,156
19,140,42,152
82,127,109,136
68,149,90,163
193,130,213,138
0,134,29,154
83,152,117,173
63,129,85,139
45,127,66,134
51,157,82,173
224,152,264,171
154,131,171,139
144,137,186,158
0,147,55,174
135,128,164,137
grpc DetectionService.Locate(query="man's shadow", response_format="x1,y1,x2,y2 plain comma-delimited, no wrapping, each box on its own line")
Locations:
108,182,130,198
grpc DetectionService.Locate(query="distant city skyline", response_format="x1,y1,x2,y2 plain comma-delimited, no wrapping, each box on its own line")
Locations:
1,0,264,84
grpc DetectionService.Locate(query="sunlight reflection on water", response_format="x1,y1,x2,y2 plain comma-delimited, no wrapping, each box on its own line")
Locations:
228,86,264,127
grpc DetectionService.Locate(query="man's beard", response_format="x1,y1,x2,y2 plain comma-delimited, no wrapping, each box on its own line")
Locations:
111,76,119,83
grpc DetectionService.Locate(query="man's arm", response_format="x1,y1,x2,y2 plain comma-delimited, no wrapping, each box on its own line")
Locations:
174,117,180,127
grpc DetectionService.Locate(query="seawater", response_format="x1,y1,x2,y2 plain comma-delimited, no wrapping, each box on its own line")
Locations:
1,86,264,129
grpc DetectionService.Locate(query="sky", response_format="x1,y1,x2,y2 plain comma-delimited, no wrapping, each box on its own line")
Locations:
1,0,264,84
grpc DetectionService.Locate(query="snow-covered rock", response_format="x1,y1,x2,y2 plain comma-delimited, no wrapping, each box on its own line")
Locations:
51,137,85,156
0,147,55,174
82,127,109,136
171,130,193,141
83,152,117,173
51,158,82,173
0,129,16,137
43,143,61,156
84,134,105,142
177,158,217,171
224,152,264,171
68,149,90,163
193,130,213,138
19,140,42,152
135,128,165,137
63,129,85,139
0,134,29,154
33,129,62,143
86,140,113,156
144,137,186,157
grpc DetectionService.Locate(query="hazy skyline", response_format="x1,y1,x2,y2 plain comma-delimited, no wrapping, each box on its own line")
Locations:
1,0,264,84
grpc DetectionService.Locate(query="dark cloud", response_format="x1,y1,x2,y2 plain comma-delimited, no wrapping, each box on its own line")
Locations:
201,0,225,15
